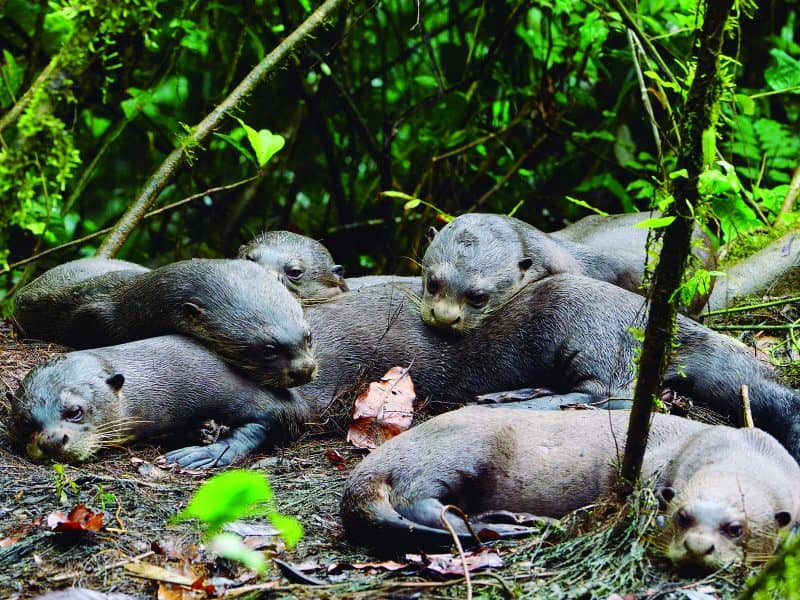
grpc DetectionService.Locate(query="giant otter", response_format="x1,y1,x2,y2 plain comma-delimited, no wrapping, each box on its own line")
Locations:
339,407,800,571
292,275,800,461
8,335,309,468
421,212,713,332
14,258,316,388
238,230,348,300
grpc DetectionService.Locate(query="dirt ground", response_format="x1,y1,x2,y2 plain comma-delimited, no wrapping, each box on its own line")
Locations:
0,312,796,600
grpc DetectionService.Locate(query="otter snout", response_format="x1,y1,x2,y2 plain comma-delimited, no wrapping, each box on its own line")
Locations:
683,532,716,559
285,353,318,387
427,300,464,331
26,429,71,461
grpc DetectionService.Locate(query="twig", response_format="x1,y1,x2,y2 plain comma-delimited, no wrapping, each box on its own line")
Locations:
0,53,57,135
709,323,799,332
475,133,547,207
628,28,664,174
777,163,800,223
440,504,473,600
2,176,258,274
739,384,753,428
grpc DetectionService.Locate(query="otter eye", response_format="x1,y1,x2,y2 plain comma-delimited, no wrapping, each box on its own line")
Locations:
285,266,304,281
675,508,693,529
63,406,83,422
426,277,441,295
262,344,279,361
722,521,743,538
465,290,489,308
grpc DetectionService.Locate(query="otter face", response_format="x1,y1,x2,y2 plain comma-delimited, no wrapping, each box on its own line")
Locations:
180,260,318,388
657,477,792,572
11,361,130,463
238,232,347,300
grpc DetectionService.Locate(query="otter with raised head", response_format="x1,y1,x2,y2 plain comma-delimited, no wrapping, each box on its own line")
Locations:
340,407,800,571
421,213,643,332
421,212,716,332
14,258,316,388
238,230,348,300
8,335,310,468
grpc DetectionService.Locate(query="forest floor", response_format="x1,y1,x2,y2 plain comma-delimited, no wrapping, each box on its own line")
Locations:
0,300,798,600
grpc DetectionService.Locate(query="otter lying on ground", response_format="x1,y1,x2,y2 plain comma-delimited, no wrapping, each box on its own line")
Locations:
340,407,800,572
13,258,316,388
421,212,714,332
8,335,309,468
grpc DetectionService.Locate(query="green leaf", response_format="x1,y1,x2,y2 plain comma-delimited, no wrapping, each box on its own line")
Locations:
669,168,688,180
208,533,267,574
382,190,417,201
297,0,311,12
735,94,756,116
234,118,285,168
174,470,273,535
403,198,422,210
765,49,800,94
633,216,675,229
268,511,304,548
414,75,439,88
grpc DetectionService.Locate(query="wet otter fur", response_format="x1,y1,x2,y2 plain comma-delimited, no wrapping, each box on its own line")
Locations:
339,407,800,572
422,212,714,332
238,230,348,300
13,258,316,388
294,276,800,461
8,335,310,468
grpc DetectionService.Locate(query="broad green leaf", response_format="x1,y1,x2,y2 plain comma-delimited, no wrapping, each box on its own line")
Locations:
268,511,304,548
633,216,675,229
764,49,800,94
297,0,311,12
208,533,267,574
414,75,439,88
174,470,273,534
213,132,256,166
234,118,285,168
735,94,756,116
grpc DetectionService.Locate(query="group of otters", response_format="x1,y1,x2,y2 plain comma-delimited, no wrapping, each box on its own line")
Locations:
7,212,800,574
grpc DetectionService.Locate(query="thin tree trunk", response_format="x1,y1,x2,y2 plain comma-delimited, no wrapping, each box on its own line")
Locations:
620,0,736,486
97,0,350,257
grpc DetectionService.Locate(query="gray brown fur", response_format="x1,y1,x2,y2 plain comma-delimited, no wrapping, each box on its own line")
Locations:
14,258,315,388
340,407,800,570
238,230,348,299
421,212,716,332
295,276,800,462
9,335,310,468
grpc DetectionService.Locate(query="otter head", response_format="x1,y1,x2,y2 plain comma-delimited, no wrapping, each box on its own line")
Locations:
9,355,132,463
420,214,545,334
238,231,347,300
179,259,317,389
656,471,793,572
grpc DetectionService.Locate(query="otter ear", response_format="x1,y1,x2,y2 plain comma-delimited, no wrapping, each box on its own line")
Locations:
106,373,125,392
182,301,205,319
775,510,793,528
655,486,676,509
519,257,533,272
426,226,438,244
331,264,345,278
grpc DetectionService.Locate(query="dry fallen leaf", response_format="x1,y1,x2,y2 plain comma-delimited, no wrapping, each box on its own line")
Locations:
46,505,104,533
405,547,504,575
346,366,415,449
323,449,347,469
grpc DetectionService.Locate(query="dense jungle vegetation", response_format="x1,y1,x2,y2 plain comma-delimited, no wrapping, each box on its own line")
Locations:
2,0,799,311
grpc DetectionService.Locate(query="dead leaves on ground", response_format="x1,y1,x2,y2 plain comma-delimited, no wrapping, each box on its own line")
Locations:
346,366,415,449
46,505,104,533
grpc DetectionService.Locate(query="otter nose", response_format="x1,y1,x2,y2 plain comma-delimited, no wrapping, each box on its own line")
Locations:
684,533,715,557
287,354,317,386
430,301,462,326
36,430,70,455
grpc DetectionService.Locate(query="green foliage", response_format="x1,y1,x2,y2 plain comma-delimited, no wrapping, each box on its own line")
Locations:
1,0,799,299
744,532,800,599
174,470,303,575
52,463,78,504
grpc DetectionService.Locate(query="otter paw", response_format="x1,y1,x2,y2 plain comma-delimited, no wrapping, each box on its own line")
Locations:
163,442,235,469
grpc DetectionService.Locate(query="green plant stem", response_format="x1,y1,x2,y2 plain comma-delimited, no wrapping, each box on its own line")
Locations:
710,323,798,332
0,55,57,135
702,295,800,317
96,0,350,257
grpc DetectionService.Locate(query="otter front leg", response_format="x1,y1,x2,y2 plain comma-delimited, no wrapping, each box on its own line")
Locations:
164,421,270,468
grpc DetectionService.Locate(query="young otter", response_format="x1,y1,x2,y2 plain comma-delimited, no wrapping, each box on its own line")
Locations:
339,407,800,572
238,230,348,300
9,335,310,468
14,258,316,388
421,212,716,332
420,213,643,332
